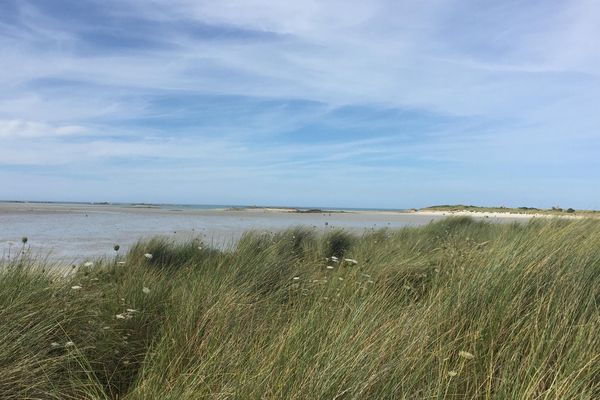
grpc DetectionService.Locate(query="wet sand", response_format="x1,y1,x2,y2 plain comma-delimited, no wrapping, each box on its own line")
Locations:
1,202,538,263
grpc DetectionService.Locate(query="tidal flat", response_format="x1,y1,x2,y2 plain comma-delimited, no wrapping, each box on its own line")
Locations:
0,202,532,262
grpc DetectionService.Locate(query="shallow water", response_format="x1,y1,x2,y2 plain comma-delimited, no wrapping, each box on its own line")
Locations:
0,203,513,263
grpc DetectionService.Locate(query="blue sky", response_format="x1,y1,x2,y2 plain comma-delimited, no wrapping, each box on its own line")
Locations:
1,0,599,209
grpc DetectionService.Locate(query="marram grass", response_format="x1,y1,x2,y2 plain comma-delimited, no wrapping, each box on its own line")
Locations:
1,217,599,399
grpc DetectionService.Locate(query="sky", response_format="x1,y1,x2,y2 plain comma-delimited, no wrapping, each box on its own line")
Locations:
1,0,599,209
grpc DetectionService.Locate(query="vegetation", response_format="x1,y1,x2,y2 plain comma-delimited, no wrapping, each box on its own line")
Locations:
422,204,600,217
1,218,599,399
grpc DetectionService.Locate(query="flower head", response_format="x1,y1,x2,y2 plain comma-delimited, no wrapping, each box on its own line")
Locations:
71,285,82,290
144,253,153,259
448,371,458,377
65,341,75,348
83,261,93,267
142,286,151,294
344,258,358,265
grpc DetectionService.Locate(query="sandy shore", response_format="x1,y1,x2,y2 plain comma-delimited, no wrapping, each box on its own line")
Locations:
414,210,585,219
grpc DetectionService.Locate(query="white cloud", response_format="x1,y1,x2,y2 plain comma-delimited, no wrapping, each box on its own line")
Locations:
0,119,88,138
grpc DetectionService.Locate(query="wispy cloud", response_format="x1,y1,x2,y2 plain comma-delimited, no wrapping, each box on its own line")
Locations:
0,0,599,208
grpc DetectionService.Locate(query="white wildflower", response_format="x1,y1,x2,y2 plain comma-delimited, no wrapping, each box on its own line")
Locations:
65,341,75,347
83,261,93,267
448,371,458,377
116,313,128,320
330,256,339,262
71,285,82,290
338,277,344,281
50,342,60,348
344,258,358,265
292,276,300,281
326,265,334,270
142,286,151,294
117,261,126,265
144,253,153,259
126,308,138,313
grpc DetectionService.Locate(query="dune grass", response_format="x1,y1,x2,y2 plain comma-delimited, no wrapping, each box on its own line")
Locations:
1,217,599,399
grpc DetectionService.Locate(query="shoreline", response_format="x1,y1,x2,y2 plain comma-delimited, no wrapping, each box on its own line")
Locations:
0,201,594,219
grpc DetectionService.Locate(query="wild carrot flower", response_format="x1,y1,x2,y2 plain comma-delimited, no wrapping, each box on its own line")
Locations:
83,261,93,267
117,261,126,265
116,313,127,320
292,276,300,281
144,253,153,259
459,351,475,360
330,256,339,262
338,277,344,281
326,266,334,270
142,286,151,294
71,285,82,290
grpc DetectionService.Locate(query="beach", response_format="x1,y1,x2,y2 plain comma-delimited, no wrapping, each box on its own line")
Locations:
0,202,556,262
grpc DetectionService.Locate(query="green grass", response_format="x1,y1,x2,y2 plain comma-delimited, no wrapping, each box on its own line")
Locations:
1,218,599,399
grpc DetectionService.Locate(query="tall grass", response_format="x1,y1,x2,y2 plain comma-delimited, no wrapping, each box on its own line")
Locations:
1,218,599,399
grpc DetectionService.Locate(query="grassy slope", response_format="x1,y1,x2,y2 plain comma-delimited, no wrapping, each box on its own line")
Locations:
1,218,599,399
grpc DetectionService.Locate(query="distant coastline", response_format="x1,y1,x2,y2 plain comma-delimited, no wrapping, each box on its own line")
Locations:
1,200,598,219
